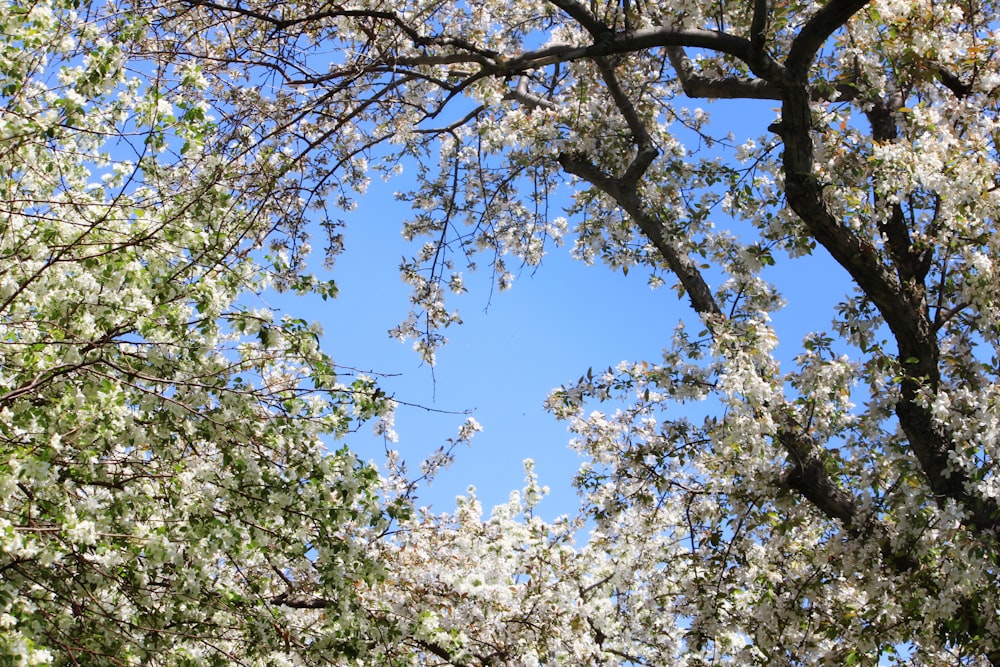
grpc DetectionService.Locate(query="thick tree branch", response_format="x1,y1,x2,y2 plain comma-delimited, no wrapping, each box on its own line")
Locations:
937,67,973,98
772,12,1000,537
778,417,1000,662
506,76,556,110
544,0,612,38
778,427,857,528
512,0,1000,543
666,45,857,102
592,58,657,188
544,11,999,551
864,99,932,286
505,27,754,72
271,592,336,609
557,152,721,317
666,46,782,100
786,0,872,78
750,0,769,51
778,87,999,534
776,413,934,576
413,639,474,667
304,28,756,89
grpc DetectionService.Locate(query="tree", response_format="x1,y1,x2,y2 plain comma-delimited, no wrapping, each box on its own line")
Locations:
0,1,398,664
6,0,1000,664
128,0,999,663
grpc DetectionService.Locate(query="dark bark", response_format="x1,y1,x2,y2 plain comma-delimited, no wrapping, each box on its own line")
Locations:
557,151,721,318
547,20,1000,666
772,14,1000,537
541,0,1000,540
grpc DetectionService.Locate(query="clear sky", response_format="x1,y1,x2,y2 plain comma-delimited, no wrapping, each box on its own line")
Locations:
294,181,681,518
269,98,849,520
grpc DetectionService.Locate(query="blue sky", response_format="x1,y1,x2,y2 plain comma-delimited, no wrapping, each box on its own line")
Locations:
271,99,850,520
298,181,679,517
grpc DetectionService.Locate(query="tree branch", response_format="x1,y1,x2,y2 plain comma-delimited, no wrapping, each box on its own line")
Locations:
183,0,504,64
592,58,657,187
506,76,556,110
863,99,931,287
544,0,612,38
666,46,783,100
937,67,973,98
505,26,755,73
772,9,1000,537
778,426,857,528
750,0,769,50
786,0,872,78
775,413,928,573
557,152,721,317
413,639,474,667
270,592,336,609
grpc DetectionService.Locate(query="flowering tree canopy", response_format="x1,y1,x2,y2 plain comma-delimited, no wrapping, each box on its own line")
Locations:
0,1,398,663
5,0,1000,664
